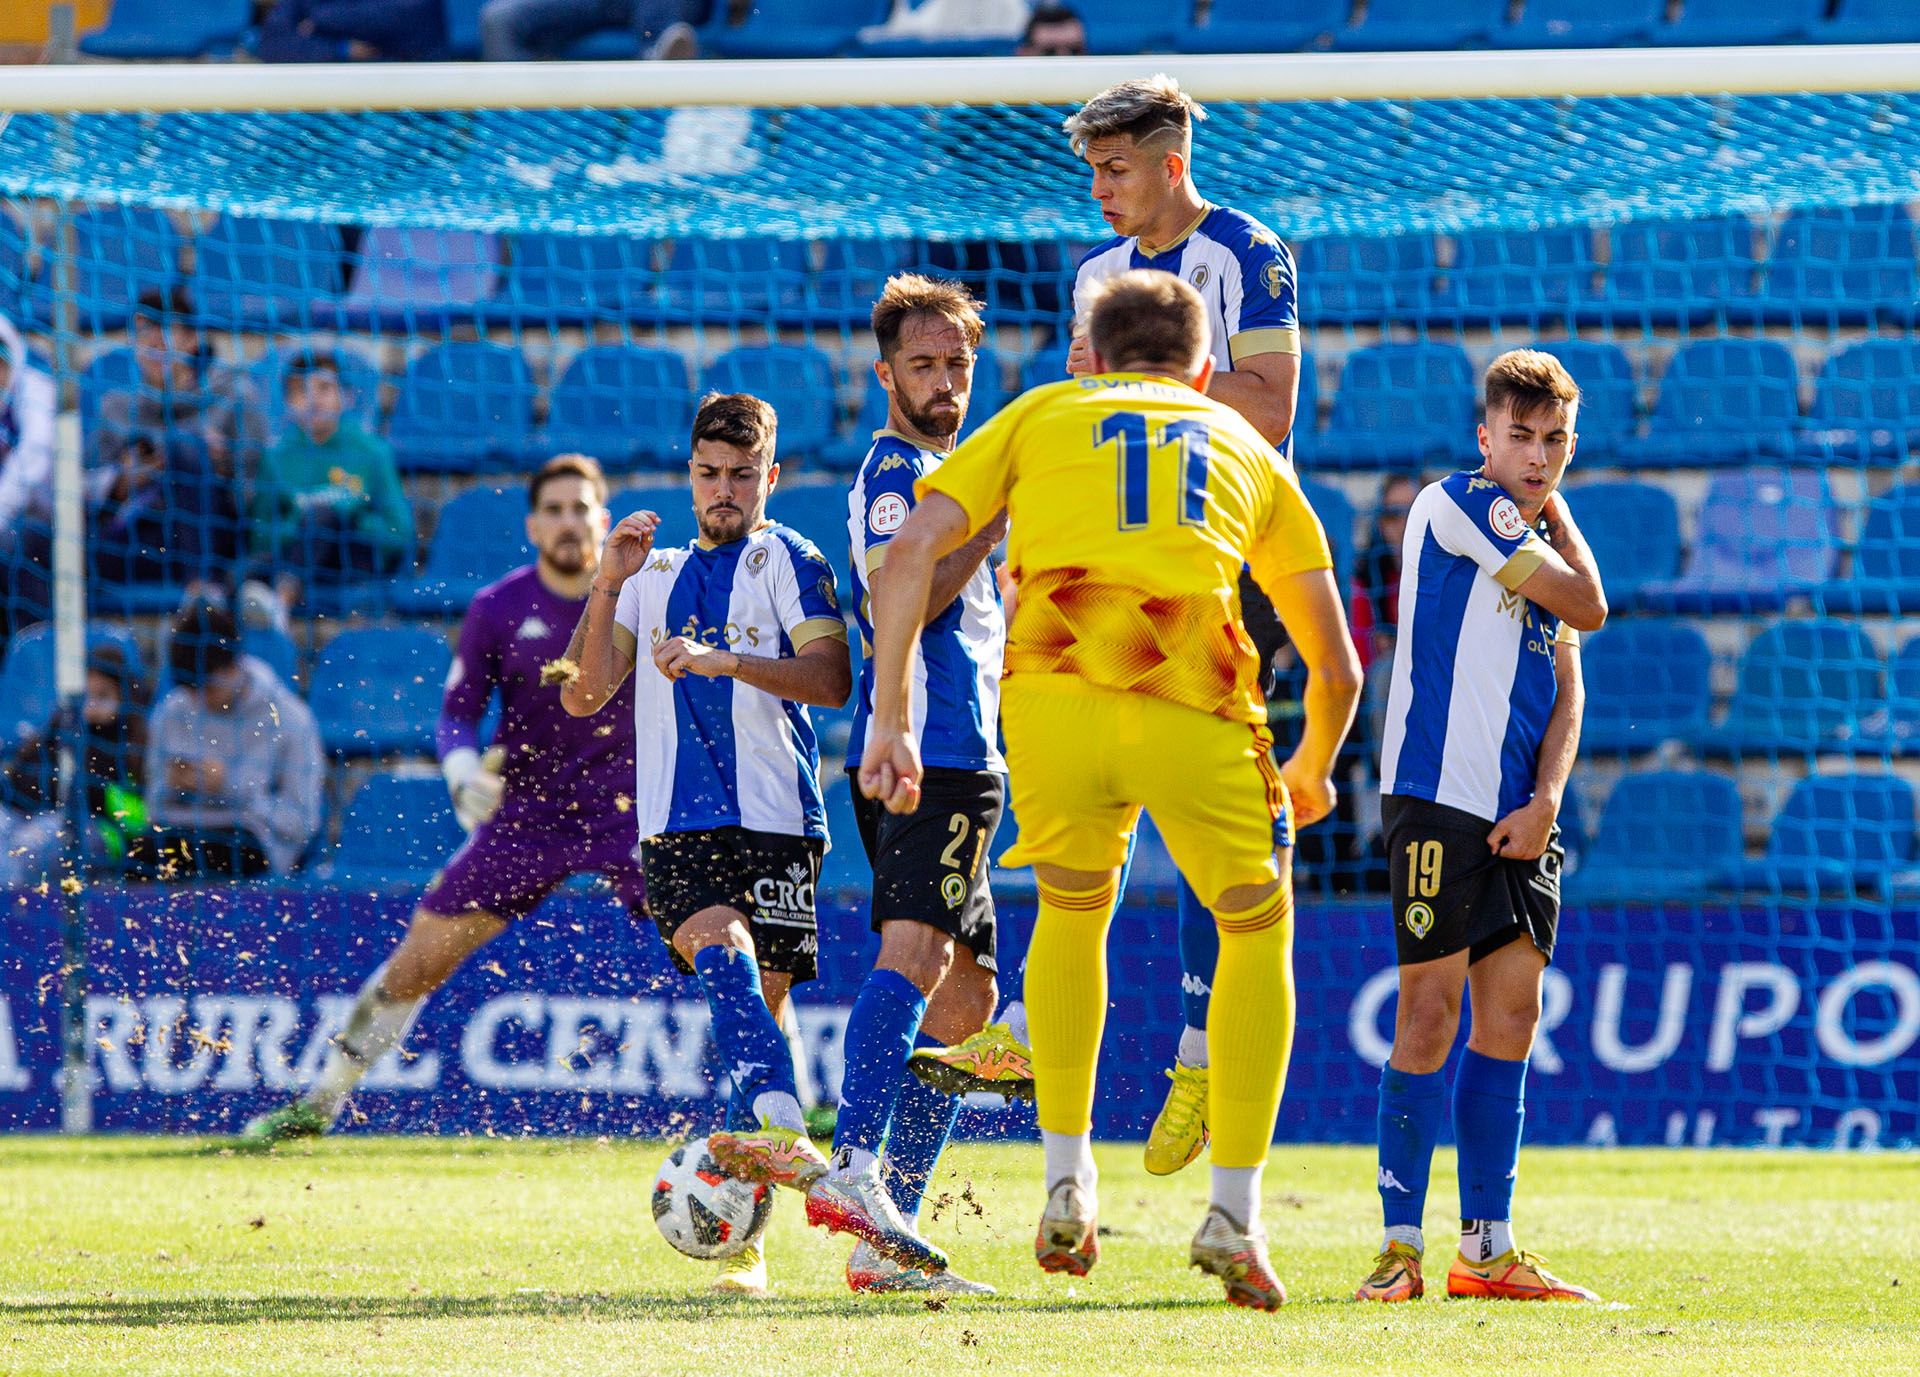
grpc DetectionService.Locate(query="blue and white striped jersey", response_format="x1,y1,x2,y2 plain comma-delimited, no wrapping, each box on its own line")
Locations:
1379,472,1578,824
845,431,1006,773
614,522,848,843
1073,203,1301,457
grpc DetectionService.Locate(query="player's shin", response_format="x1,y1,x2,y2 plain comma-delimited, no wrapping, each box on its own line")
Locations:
1204,885,1297,1224
1376,1064,1446,1253
1026,876,1119,1192
693,945,805,1133
833,969,929,1174
1174,877,1216,1066
1453,1049,1528,1262
304,960,426,1124
882,1034,964,1219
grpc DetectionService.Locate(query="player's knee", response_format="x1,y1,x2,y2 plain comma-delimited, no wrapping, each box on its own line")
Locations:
1392,986,1461,1071
672,906,752,967
1472,996,1542,1059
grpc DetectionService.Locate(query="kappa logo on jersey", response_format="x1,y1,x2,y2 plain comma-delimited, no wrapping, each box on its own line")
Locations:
516,616,551,641
647,555,674,573
1489,497,1529,540
941,872,967,909
1467,475,1499,494
745,546,769,576
1405,902,1436,939
1261,260,1287,298
876,453,909,474
869,491,909,535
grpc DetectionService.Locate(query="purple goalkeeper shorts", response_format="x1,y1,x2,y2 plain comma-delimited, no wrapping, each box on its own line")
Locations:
420,820,648,923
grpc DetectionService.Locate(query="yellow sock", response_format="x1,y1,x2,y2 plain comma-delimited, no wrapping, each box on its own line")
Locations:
1026,877,1119,1138
1207,885,1297,1169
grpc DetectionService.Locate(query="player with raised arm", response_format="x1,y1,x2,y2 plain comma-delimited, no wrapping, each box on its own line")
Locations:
559,394,853,1290
864,271,1361,1310
711,275,1008,1293
1356,350,1606,1305
240,456,649,1141
913,74,1305,1181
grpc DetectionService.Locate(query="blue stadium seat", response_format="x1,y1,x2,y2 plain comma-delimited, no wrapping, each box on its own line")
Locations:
388,484,529,615
248,345,383,443
701,0,890,57
1566,480,1679,607
1022,346,1071,393
1291,351,1321,449
913,240,1076,330
443,0,486,58
1818,0,1920,43
310,627,450,759
1818,485,1920,616
190,216,346,332
1654,0,1824,45
1760,205,1917,328
1294,234,1442,327
1495,0,1664,48
1575,770,1743,902
1593,217,1763,328
1533,339,1637,461
1578,620,1710,756
606,479,683,528
1331,0,1503,50
1299,477,1356,594
962,349,1011,440
1316,342,1477,470
241,626,300,690
1798,336,1920,464
1179,0,1350,53
1639,469,1838,614
72,207,179,334
702,344,840,463
331,772,465,883
79,0,251,58
387,341,536,474
340,228,500,333
1750,774,1917,897
661,238,811,326
769,481,852,570
0,209,41,328
1704,618,1883,758
1075,0,1182,54
1630,338,1800,468
818,775,869,900
1880,638,1920,754
0,623,146,747
811,239,912,327
1440,226,1597,329
489,234,660,325
542,345,694,472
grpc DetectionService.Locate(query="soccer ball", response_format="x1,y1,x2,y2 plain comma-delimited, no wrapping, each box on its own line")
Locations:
651,1137,774,1260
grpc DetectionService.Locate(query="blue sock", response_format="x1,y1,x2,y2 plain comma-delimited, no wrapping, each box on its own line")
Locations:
833,968,928,1160
1376,1064,1447,1230
1175,874,1216,1032
693,946,798,1121
1453,1049,1528,1224
724,1082,755,1131
883,1031,963,1219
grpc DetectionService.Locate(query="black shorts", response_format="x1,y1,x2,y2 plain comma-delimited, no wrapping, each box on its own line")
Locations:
850,766,1004,970
641,826,823,985
1382,795,1563,967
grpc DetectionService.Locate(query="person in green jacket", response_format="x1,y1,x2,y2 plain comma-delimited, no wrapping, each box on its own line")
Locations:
252,350,411,599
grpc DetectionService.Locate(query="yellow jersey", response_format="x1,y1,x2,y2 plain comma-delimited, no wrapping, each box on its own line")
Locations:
919,373,1331,725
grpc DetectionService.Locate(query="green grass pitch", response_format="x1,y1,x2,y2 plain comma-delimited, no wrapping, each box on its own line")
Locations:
1,1138,1913,1375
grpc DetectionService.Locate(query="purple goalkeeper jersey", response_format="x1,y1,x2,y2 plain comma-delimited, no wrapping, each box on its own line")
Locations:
437,564,638,836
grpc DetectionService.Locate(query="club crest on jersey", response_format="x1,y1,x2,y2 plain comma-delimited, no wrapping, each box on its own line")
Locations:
816,576,839,612
745,546,769,576
1261,260,1287,298
869,491,909,535
1489,497,1529,540
1189,264,1210,289
1404,902,1436,939
941,872,967,910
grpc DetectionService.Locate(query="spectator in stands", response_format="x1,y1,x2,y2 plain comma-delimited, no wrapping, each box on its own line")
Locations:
0,311,55,657
130,601,322,881
861,0,1032,43
251,350,411,599
257,0,449,62
90,288,265,484
478,0,709,61
87,428,241,591
0,643,150,887
1017,2,1085,55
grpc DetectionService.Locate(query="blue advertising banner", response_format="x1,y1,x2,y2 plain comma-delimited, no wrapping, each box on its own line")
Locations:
0,887,1914,1147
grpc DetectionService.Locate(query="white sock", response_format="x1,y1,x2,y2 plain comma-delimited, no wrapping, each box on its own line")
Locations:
832,1144,879,1179
1384,1224,1425,1254
304,962,424,1123
1002,999,1029,1046
752,1089,807,1134
1177,1024,1209,1069
1460,1218,1514,1262
1210,1164,1262,1229
1041,1130,1096,1191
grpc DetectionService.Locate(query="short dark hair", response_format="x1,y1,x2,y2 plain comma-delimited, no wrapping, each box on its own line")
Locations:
134,287,196,325
167,600,239,689
871,273,985,362
1024,3,1083,44
283,349,342,395
1085,269,1209,378
691,392,778,461
1483,349,1581,425
528,452,609,510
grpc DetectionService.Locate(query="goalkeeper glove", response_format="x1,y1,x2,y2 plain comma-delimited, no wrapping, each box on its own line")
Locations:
443,745,506,833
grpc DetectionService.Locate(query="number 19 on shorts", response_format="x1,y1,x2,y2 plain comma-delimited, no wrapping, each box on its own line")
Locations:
1404,839,1443,898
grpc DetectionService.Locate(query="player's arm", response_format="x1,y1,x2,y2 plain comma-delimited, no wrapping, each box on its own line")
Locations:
1512,492,1608,634
876,507,1007,619
1209,234,1302,445
559,510,658,717
1489,635,1584,861
1203,352,1298,449
1261,567,1362,828
438,596,507,830
652,632,851,709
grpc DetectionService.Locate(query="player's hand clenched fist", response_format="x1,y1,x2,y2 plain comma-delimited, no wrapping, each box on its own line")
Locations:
1279,751,1336,830
859,730,925,815
599,510,661,586
1065,330,1095,377
652,636,738,681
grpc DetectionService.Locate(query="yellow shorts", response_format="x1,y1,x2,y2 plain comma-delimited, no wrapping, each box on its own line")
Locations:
998,674,1291,908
